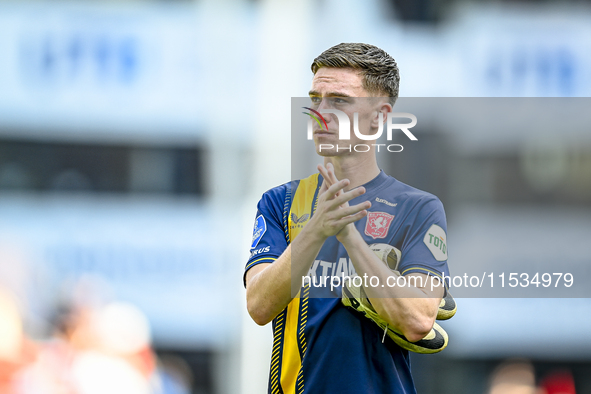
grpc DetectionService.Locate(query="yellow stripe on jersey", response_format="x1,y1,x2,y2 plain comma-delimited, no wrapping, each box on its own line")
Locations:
400,266,443,281
245,257,277,271
279,174,319,394
270,309,286,394
295,283,310,394
280,298,301,394
288,174,319,241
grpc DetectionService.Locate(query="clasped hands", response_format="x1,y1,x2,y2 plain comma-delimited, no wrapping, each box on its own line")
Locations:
308,163,372,242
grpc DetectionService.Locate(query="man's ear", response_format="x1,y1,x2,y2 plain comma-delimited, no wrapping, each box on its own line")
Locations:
371,101,392,128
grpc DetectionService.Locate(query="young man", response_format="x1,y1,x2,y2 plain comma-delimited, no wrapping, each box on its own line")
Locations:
244,43,450,394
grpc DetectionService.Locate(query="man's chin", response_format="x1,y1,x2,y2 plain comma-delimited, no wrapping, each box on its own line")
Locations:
315,147,340,157
316,151,336,157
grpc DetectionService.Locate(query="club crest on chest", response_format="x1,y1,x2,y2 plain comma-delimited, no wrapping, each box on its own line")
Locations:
364,211,394,239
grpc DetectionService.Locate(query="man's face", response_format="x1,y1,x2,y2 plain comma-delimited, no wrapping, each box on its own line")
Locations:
308,67,389,157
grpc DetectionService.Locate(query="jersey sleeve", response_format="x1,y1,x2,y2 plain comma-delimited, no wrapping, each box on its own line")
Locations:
397,197,450,285
243,185,289,287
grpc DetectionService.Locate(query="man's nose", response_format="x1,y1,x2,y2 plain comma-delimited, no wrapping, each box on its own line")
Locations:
316,99,333,122
316,98,332,110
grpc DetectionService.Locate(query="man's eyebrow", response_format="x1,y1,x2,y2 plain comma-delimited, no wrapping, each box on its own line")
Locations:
308,90,354,98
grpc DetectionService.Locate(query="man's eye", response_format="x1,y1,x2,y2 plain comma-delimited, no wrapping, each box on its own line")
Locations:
310,97,321,104
332,98,347,104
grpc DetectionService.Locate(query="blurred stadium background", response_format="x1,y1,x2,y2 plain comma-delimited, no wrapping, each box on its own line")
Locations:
1,0,590,393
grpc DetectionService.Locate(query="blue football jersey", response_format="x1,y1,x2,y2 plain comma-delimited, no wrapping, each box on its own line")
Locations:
244,170,450,394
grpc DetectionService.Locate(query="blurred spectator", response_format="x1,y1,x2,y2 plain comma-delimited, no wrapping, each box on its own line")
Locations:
13,299,160,394
69,302,155,394
7,267,195,394
488,359,540,394
539,370,576,394
0,288,37,394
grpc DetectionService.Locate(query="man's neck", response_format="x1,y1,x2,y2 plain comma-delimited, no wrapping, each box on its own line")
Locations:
324,155,380,191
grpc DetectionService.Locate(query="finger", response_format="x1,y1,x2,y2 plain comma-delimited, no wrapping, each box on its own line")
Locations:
337,201,372,218
326,162,340,186
319,168,339,200
326,202,371,222
324,163,339,189
317,163,326,175
326,162,335,175
337,209,369,226
319,179,328,194
317,165,334,188
322,179,349,200
328,186,366,208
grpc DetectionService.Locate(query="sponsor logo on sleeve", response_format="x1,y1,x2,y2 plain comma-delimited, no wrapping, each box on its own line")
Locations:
423,224,447,261
250,246,271,258
251,215,267,249
364,212,394,239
